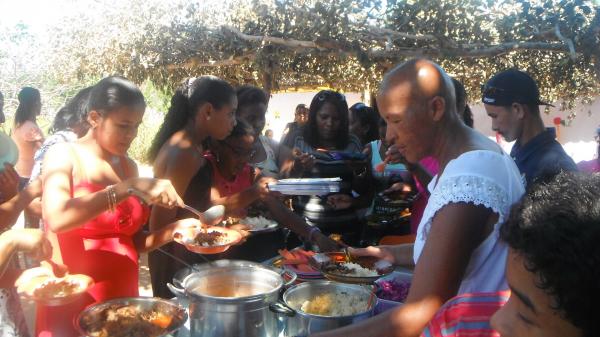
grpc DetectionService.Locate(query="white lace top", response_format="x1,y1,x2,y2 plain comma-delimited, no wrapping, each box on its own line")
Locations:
413,150,525,294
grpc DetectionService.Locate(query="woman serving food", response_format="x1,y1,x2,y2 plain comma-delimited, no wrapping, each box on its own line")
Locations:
38,76,200,337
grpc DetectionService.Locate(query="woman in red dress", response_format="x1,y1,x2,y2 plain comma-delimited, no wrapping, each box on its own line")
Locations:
37,76,200,337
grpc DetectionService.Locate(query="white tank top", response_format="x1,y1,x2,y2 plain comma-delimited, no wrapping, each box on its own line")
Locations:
413,150,525,294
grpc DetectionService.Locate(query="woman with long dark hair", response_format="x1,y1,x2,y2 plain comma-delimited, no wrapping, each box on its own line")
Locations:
38,76,198,336
147,76,237,298
282,90,372,246
12,87,44,187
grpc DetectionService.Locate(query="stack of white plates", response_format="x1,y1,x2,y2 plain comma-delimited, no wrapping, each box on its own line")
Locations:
267,178,342,195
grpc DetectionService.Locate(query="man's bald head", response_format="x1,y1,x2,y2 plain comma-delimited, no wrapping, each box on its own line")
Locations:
375,59,459,163
378,59,457,117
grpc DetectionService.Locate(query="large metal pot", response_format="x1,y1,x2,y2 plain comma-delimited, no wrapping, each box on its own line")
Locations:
270,281,376,336
167,260,293,337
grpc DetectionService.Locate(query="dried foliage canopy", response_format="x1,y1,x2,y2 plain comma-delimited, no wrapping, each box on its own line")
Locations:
45,0,600,108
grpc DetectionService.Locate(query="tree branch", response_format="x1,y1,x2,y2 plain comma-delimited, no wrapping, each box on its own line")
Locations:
365,26,437,41
166,53,255,69
554,24,577,60
222,26,323,50
217,26,575,60
369,41,574,59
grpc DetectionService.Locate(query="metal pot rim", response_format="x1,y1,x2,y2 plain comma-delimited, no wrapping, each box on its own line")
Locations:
282,281,376,319
182,264,284,302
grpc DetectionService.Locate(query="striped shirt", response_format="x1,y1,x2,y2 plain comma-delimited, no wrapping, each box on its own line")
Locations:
421,291,509,337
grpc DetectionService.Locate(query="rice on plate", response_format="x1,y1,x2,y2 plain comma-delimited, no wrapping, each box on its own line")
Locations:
239,216,278,231
322,262,379,277
297,291,369,316
339,263,378,277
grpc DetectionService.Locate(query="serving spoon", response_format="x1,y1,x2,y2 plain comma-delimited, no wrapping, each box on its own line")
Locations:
127,188,225,226
183,204,225,227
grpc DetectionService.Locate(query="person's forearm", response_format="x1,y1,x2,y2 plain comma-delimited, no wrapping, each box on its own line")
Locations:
134,220,180,253
310,298,436,337
264,197,312,238
0,232,17,279
45,183,130,233
311,309,397,337
263,197,341,251
26,197,42,217
213,187,261,216
393,244,415,267
0,186,38,231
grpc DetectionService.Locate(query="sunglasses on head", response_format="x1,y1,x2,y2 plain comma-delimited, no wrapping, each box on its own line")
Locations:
317,91,346,102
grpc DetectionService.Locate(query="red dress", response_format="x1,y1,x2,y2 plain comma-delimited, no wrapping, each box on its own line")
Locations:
36,179,149,336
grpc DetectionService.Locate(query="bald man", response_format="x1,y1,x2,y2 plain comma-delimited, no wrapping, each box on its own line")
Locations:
311,59,524,337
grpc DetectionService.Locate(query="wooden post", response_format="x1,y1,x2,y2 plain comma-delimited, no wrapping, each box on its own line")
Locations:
261,58,275,103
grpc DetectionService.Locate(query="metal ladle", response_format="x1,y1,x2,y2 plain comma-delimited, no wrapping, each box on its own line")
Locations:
127,188,225,226
183,204,225,227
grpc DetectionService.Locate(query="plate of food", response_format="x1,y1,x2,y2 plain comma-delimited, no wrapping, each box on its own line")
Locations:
224,216,279,233
173,226,242,254
18,273,94,306
309,252,393,284
274,249,323,280
76,297,187,337
238,216,279,233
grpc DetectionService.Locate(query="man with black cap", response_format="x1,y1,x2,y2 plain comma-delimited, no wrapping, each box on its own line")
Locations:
482,69,577,186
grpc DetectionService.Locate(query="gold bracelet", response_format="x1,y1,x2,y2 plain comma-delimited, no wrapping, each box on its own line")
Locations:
106,186,113,212
107,185,116,212
111,186,118,211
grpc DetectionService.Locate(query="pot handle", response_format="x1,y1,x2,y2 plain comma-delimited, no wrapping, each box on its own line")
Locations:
269,301,296,317
280,269,297,287
167,282,185,297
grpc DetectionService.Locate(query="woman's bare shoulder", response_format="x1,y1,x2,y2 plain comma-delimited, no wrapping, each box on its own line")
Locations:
154,132,205,178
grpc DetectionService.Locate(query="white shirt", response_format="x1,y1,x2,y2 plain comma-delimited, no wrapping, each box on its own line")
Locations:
413,150,525,294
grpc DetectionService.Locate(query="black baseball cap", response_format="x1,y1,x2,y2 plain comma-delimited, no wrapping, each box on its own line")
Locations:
481,69,553,107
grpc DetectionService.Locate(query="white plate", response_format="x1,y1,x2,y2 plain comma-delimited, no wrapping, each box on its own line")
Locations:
238,216,279,233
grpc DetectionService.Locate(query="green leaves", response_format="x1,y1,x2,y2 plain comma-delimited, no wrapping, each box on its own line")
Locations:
2,0,596,114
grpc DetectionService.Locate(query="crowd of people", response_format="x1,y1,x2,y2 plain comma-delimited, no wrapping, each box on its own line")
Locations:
0,57,597,337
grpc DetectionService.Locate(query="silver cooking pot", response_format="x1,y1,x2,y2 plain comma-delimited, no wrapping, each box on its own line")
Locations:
270,281,376,336
167,259,295,337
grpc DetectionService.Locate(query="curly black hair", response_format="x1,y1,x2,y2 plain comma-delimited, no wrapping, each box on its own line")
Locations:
500,172,600,336
236,85,268,108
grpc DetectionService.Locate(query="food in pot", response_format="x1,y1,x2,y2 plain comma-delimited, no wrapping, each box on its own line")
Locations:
376,279,411,302
193,282,273,298
323,262,378,277
194,231,228,246
33,279,80,299
82,304,173,337
298,291,369,316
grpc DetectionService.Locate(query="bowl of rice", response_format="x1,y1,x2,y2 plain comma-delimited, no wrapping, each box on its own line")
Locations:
271,281,376,335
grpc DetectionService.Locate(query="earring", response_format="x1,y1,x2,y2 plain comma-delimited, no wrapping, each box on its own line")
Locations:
207,116,211,121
